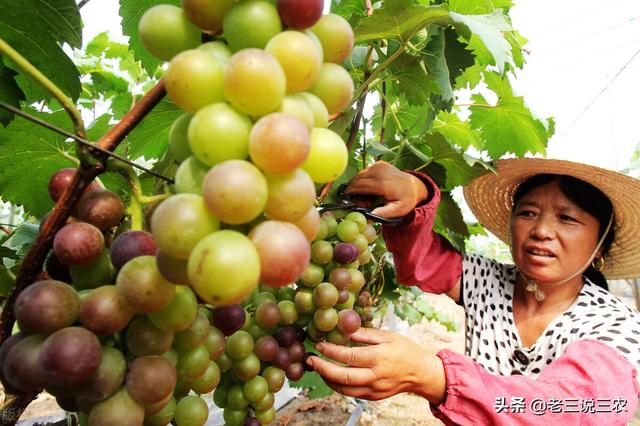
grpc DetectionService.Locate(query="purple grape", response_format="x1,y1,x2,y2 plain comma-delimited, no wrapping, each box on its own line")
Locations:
333,243,359,264
244,417,261,426
285,362,304,381
254,336,279,362
53,222,104,266
272,347,291,370
110,231,157,270
212,304,246,336
294,326,306,342
288,341,304,363
275,327,297,348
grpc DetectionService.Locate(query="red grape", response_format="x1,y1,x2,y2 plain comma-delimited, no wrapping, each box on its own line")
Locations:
277,0,323,29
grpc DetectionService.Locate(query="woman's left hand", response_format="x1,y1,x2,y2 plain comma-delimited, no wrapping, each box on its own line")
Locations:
307,327,447,403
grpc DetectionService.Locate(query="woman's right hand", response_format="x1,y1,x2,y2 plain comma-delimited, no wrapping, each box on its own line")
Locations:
344,161,429,219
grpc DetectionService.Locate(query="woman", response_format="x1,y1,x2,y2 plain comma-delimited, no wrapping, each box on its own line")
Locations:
307,158,640,425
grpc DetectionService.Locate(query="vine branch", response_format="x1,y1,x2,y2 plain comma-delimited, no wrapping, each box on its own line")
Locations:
0,38,85,138
0,80,167,426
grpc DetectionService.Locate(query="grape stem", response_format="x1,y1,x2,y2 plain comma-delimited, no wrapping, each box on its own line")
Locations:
0,37,86,139
0,80,167,426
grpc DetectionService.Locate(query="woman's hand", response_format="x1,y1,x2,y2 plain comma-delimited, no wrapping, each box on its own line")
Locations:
307,328,447,403
343,161,428,218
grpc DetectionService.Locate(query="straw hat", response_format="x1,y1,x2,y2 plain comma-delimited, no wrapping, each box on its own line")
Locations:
463,158,640,280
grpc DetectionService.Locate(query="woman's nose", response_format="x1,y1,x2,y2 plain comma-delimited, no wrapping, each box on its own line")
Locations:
530,214,556,239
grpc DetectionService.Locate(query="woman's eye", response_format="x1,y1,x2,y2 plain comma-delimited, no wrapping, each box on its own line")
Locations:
560,214,576,222
516,210,535,217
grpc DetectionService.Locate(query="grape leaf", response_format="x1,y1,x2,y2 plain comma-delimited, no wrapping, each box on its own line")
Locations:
450,12,512,72
0,0,81,103
290,372,334,399
91,71,129,94
432,110,482,150
449,0,513,15
433,191,467,252
86,32,129,60
7,223,39,257
125,98,182,160
0,246,19,261
386,52,440,105
0,264,14,297
470,72,552,157
424,134,490,190
331,0,367,24
0,109,77,217
454,62,483,90
354,0,450,43
423,28,454,102
443,28,476,86
119,0,181,75
0,63,25,126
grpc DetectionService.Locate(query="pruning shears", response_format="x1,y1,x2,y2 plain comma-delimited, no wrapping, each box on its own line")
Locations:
317,184,403,226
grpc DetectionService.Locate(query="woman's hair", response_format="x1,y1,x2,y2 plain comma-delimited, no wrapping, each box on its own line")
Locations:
512,174,615,291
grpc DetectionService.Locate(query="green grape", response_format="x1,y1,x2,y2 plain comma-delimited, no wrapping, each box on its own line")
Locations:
202,160,268,224
148,285,198,332
226,384,249,410
336,219,359,243
216,352,233,372
359,247,371,265
187,230,260,306
198,41,233,63
300,263,324,287
174,395,208,426
245,322,267,341
311,240,333,265
277,286,295,302
313,220,329,241
144,397,176,426
204,326,226,361
327,328,350,345
190,361,221,394
138,5,200,61
255,302,280,328
165,49,226,113
168,113,193,162
306,320,327,342
226,331,254,360
309,63,354,115
313,282,339,309
264,169,315,222
232,352,261,381
321,214,338,237
259,283,279,295
254,406,276,424
174,156,209,195
182,0,236,32
161,349,179,368
224,49,286,118
265,30,322,93
116,256,175,314
176,346,210,381
310,14,355,63
345,212,367,231
188,103,252,167
363,223,377,244
69,248,114,290
278,300,298,325
173,311,210,350
299,92,329,128
223,407,248,426
253,291,277,306
213,385,228,408
126,316,174,356
278,95,314,130
347,269,366,293
302,128,349,183
294,289,315,314
353,234,369,253
151,194,220,260
313,308,338,331
223,0,282,51
88,388,144,426
262,366,285,393
252,391,274,411
244,376,268,403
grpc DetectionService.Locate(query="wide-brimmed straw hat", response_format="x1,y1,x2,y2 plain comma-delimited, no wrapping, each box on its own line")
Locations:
463,158,640,280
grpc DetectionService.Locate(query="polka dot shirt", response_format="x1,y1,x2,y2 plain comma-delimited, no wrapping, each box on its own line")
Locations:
461,254,640,379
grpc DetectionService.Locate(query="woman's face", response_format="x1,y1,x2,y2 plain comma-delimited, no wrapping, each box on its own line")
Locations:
510,179,602,285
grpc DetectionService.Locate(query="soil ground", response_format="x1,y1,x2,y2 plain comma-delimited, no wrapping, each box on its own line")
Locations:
6,285,640,426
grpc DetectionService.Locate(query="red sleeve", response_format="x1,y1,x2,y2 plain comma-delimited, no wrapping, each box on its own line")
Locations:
381,172,463,294
431,339,640,425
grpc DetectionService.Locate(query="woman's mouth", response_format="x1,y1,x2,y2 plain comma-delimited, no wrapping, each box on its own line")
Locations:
525,247,556,258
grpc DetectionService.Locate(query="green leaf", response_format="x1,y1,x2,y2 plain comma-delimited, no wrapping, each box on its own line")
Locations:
86,114,114,141
0,109,77,217
125,98,182,160
396,303,423,326
432,110,482,150
366,139,394,156
331,0,367,24
7,223,39,257
423,134,490,190
454,62,483,90
0,245,19,261
91,71,129,94
290,372,334,399
506,30,527,69
443,28,476,85
86,32,129,59
433,191,468,252
119,0,181,75
423,28,453,101
450,12,512,72
470,72,552,158
355,0,450,43
0,62,25,126
111,92,134,120
0,0,81,102
386,52,439,105
449,0,513,15
0,264,14,297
